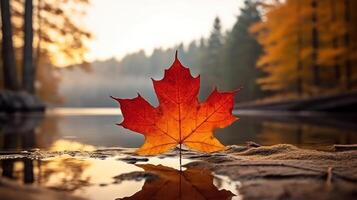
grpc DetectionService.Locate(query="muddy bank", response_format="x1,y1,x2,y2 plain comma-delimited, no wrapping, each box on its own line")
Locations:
0,144,356,200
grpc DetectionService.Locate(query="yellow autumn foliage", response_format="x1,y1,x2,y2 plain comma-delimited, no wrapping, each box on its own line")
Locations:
251,0,357,94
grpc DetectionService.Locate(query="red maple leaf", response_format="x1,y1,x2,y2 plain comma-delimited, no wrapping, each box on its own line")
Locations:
112,52,238,155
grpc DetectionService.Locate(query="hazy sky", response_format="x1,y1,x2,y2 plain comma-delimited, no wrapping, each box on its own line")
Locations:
84,0,242,61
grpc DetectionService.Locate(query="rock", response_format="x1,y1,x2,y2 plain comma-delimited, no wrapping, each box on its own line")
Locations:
0,90,45,112
118,156,149,164
113,171,158,183
246,141,261,148
225,145,248,153
185,144,357,200
333,144,357,152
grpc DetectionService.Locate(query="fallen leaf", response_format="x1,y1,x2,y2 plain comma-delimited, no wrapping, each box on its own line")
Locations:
118,164,235,200
112,52,238,155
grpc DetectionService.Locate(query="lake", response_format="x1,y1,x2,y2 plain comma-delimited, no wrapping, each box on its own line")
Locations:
2,108,356,151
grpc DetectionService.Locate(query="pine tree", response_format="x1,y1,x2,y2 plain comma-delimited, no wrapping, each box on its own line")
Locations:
225,0,263,101
201,17,224,97
186,41,201,75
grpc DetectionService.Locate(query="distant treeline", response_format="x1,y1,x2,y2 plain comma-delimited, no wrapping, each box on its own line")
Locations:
117,1,264,102
60,0,357,107
60,1,263,107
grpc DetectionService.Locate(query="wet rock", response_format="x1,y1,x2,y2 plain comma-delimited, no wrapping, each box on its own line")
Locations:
159,152,177,158
235,144,299,156
188,152,229,159
113,171,158,183
246,141,261,148
201,155,235,164
95,147,126,152
333,144,357,152
225,145,248,153
193,144,357,200
0,90,45,112
118,156,149,164
239,179,357,200
90,154,108,160
187,153,211,159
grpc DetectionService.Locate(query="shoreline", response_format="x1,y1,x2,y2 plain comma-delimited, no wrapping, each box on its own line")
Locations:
237,91,357,112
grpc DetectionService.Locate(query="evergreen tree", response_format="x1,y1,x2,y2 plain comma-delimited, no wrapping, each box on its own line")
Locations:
201,17,224,97
225,0,263,102
186,41,200,75
197,37,207,75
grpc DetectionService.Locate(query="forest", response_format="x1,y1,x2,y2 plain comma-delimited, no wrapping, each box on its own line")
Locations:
1,0,357,108
0,0,90,108
60,0,357,107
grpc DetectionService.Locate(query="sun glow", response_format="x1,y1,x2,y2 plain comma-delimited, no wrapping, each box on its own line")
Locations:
84,0,241,62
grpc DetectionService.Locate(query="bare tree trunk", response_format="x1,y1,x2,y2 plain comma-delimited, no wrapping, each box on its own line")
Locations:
343,0,351,89
296,0,303,96
311,0,320,87
22,0,34,93
330,0,340,85
0,0,19,90
35,0,42,69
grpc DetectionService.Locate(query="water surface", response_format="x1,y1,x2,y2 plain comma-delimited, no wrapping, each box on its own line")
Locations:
3,108,355,151
0,108,356,199
0,150,240,200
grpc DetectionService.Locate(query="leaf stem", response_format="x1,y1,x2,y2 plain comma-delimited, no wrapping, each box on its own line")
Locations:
179,143,182,171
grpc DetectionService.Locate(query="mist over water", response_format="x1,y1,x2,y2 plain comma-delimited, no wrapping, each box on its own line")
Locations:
59,52,203,108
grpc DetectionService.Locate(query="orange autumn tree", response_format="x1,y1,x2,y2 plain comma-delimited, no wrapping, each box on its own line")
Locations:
251,0,306,92
251,0,357,96
112,52,238,155
4,0,92,103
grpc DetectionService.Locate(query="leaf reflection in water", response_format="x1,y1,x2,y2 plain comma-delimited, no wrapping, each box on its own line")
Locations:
116,164,235,200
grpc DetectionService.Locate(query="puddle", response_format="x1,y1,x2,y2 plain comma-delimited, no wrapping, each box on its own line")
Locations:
0,153,241,199
214,174,242,200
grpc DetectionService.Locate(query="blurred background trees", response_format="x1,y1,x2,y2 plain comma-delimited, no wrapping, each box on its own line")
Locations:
1,0,19,91
1,0,91,104
224,1,263,101
1,0,356,107
251,0,357,97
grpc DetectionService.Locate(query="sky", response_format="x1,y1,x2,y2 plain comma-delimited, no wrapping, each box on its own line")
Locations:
84,0,242,61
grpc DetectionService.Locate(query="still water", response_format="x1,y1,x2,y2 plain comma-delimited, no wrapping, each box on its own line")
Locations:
0,108,356,199
0,152,241,200
2,108,355,151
